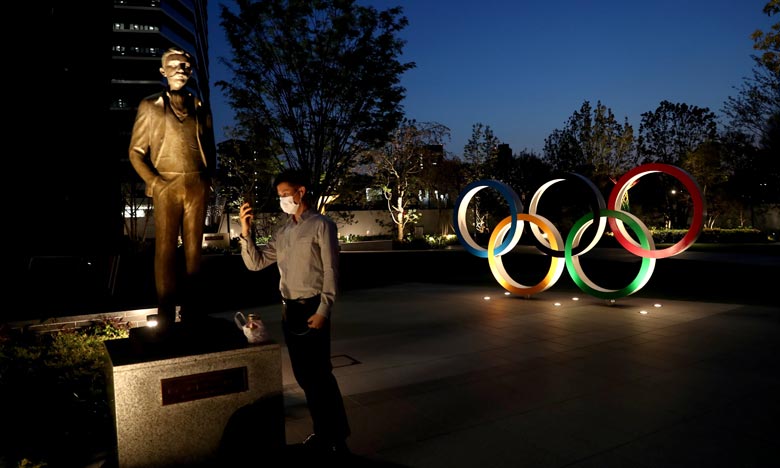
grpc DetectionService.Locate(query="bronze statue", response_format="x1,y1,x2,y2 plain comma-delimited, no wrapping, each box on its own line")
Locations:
128,47,216,328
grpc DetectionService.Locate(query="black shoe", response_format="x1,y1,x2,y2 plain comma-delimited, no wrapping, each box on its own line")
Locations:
328,440,352,458
302,434,351,457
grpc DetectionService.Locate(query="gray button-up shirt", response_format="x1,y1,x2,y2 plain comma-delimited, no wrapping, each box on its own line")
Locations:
239,209,340,318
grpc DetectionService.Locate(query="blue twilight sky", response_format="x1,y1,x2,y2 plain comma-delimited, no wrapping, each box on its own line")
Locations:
207,0,773,158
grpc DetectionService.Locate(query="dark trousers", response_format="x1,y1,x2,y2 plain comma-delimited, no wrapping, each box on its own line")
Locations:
282,298,350,443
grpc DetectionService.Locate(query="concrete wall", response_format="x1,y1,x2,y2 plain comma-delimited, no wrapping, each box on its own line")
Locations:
127,208,456,241
327,209,455,239
126,204,780,241
250,208,456,239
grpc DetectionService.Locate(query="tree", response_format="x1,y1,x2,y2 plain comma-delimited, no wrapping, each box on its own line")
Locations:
417,147,463,210
511,149,553,204
722,57,780,144
681,141,729,228
634,101,717,228
585,102,637,186
637,100,718,165
542,127,584,174
461,123,503,236
218,0,415,211
120,177,152,247
367,119,450,240
422,153,466,235
720,130,763,226
722,0,780,209
213,134,282,239
462,122,502,181
543,100,637,186
751,0,780,75
540,101,637,235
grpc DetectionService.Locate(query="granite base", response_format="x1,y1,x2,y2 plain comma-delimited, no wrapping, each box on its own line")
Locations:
104,318,284,467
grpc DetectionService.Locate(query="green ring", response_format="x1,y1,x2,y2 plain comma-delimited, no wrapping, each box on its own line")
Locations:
565,209,656,300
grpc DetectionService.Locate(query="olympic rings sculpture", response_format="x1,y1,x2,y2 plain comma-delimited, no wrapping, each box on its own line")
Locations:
453,163,706,300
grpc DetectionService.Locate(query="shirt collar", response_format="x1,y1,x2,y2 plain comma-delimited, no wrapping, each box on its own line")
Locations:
291,207,315,223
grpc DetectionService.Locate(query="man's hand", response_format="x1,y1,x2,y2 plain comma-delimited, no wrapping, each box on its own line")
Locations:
239,202,254,237
307,313,327,329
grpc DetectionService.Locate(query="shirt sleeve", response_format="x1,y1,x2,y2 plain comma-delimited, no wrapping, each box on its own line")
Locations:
239,233,277,271
316,217,340,319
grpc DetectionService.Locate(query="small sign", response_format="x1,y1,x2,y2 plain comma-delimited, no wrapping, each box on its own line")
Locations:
203,232,230,249
161,367,248,405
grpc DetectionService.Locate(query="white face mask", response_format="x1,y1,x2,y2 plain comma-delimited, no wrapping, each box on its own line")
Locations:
279,195,298,214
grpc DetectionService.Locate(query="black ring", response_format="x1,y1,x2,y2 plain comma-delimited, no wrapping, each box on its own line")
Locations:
527,172,605,258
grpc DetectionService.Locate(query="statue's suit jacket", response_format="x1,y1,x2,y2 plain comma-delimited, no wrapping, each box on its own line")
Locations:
128,90,217,196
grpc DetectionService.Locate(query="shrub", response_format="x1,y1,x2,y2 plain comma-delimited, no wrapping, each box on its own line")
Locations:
393,237,430,250
649,227,767,244
423,234,460,249
0,319,129,467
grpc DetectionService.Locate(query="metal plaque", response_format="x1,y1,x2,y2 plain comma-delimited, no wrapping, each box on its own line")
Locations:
161,367,248,405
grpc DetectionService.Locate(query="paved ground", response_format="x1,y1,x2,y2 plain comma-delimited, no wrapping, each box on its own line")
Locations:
8,246,780,467
211,278,780,468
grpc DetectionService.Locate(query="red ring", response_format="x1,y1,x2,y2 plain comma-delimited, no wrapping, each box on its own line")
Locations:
607,163,706,259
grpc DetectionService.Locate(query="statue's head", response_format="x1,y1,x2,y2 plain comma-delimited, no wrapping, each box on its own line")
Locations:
160,47,193,92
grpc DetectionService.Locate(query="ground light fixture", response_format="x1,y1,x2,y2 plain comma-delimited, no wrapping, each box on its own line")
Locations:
146,314,159,327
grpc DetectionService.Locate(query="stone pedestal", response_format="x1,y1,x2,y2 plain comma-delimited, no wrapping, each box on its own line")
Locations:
104,318,284,468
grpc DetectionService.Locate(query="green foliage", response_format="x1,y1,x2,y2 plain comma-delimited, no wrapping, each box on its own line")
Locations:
367,119,451,241
543,100,637,183
254,234,273,245
698,228,768,243
424,234,460,249
0,319,129,467
218,0,415,212
337,233,457,249
723,55,780,145
649,227,768,244
637,100,718,166
84,316,131,340
16,459,47,468
751,0,780,74
463,122,502,180
213,137,282,218
339,233,392,243
392,236,430,250
202,244,235,255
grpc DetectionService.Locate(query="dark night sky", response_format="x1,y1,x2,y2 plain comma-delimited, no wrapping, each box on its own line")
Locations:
207,0,772,156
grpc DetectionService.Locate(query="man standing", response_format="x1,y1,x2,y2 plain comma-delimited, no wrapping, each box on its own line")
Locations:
238,169,351,457
129,47,216,327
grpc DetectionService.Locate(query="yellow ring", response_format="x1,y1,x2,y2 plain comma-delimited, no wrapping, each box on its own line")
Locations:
487,214,565,295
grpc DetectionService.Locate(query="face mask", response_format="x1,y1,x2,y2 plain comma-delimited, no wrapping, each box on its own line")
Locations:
279,195,298,214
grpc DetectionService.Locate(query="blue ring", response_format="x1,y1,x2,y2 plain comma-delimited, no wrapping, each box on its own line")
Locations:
453,179,523,258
